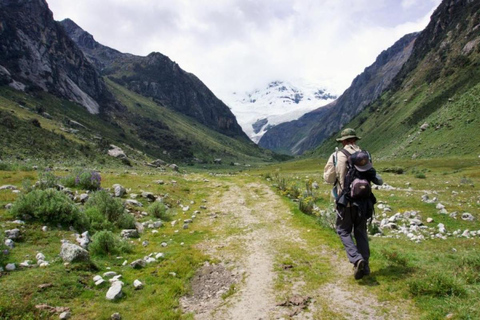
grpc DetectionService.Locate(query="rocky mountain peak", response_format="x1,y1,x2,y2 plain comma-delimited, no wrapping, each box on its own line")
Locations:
0,0,115,114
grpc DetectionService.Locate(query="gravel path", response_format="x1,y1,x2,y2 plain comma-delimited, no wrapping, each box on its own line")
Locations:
181,178,416,319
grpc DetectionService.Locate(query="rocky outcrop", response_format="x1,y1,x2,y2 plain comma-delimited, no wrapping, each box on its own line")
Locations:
60,19,248,139
259,33,419,155
0,0,116,114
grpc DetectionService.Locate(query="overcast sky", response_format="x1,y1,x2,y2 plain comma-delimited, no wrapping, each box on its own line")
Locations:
47,0,441,98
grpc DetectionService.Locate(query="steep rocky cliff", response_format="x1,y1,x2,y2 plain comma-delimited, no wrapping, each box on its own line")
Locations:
61,19,248,139
0,0,115,114
259,33,419,155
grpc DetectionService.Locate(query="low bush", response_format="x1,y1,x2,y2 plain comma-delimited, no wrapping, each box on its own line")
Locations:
37,170,59,190
116,212,136,229
10,189,88,230
299,196,315,215
147,202,171,220
85,207,114,233
0,234,9,266
88,230,132,256
62,170,101,191
85,190,125,223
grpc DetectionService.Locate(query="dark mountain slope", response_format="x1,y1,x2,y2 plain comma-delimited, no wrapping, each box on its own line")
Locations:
0,0,118,114
61,19,248,140
259,33,419,155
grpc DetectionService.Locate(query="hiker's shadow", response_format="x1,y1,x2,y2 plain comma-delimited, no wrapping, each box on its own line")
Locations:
359,264,415,287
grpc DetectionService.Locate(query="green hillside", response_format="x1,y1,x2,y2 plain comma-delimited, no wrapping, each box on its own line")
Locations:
312,0,480,160
0,82,278,168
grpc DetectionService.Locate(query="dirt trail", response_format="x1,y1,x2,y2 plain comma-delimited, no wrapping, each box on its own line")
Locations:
181,178,415,319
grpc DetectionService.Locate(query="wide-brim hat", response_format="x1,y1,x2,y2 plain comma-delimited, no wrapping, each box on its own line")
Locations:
336,128,361,142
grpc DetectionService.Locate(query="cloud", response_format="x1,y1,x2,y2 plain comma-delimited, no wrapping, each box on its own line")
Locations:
46,0,441,98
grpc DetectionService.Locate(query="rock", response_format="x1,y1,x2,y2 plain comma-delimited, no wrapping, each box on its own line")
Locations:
133,279,144,290
169,164,179,171
111,313,122,320
436,203,445,210
141,192,155,201
78,194,89,203
121,229,139,238
4,203,12,210
95,279,106,286
20,260,32,267
149,159,167,167
113,184,126,198
144,257,156,264
93,275,103,282
0,185,17,191
59,311,71,320
153,221,163,228
5,239,14,248
426,217,434,223
108,145,127,159
312,181,319,189
161,242,168,247
409,219,423,226
154,180,165,185
130,259,146,269
42,226,48,232
125,199,142,207
420,123,429,131
76,232,90,249
109,275,122,283
461,213,474,221
36,253,46,261
106,281,123,300
142,241,149,247
103,271,117,278
59,243,90,263
461,230,470,238
5,263,16,271
5,229,20,240
183,224,189,229
438,223,447,234
155,253,165,259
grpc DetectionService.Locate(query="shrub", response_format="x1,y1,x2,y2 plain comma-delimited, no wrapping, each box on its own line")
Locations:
10,189,88,230
316,204,337,230
116,212,136,229
85,207,114,233
147,202,171,220
62,170,101,191
85,190,125,223
37,170,58,190
299,196,315,215
0,234,10,266
88,230,132,256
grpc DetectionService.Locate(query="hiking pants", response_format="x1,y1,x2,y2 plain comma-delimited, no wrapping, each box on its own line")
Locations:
336,204,370,268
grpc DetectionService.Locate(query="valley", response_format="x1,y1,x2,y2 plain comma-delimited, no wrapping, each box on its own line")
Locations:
0,157,479,319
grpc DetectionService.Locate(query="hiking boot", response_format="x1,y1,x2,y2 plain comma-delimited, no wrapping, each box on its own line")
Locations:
363,264,371,276
354,259,365,280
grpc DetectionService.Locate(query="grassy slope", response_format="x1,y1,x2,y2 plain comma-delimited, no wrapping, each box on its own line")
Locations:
105,79,275,165
0,83,276,168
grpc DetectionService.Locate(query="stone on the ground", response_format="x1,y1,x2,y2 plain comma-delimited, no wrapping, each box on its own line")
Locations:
130,259,146,269
42,226,48,232
125,199,142,207
0,185,17,190
106,281,123,300
95,279,106,286
60,243,90,263
36,253,46,261
59,311,71,319
108,145,127,159
5,263,16,271
103,271,117,278
5,238,14,248
111,313,122,320
426,217,434,223
5,229,20,240
121,229,139,238
133,279,144,290
155,253,165,259
93,275,103,282
113,184,126,198
462,213,474,221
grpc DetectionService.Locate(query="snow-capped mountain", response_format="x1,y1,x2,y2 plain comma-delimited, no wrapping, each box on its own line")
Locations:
224,81,337,143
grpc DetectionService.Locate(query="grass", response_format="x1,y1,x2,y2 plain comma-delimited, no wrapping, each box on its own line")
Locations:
0,156,479,319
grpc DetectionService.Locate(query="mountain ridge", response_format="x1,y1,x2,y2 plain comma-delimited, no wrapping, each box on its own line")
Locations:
258,32,419,155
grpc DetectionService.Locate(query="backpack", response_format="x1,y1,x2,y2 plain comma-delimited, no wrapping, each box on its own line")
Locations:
339,149,372,200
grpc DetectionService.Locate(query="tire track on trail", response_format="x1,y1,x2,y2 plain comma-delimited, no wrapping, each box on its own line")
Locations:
181,178,417,319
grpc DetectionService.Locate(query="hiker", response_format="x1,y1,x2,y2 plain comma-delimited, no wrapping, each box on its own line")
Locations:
323,128,383,280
